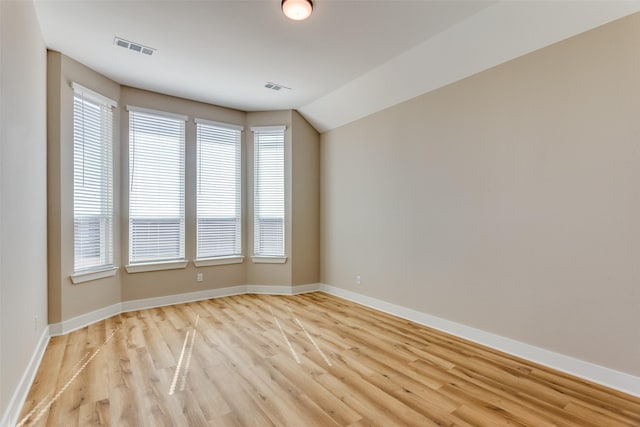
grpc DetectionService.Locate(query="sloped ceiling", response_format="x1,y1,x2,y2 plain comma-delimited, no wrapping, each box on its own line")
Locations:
34,1,640,132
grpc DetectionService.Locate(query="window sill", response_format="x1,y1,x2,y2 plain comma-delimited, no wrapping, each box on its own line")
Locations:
251,256,288,264
71,267,118,284
125,260,188,273
194,256,244,267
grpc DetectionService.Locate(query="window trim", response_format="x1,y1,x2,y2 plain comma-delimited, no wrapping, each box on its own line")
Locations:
71,82,118,108
194,256,245,267
252,125,287,258
127,107,187,265
72,84,116,274
194,117,244,131
251,125,286,133
126,105,187,121
195,119,243,260
125,260,189,273
71,266,118,284
251,256,287,264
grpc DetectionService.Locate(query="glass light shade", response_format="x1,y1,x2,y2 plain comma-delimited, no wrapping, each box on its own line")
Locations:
281,0,313,21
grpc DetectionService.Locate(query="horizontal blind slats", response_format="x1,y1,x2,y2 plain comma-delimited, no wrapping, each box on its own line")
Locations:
129,109,185,263
254,129,285,256
73,92,114,272
196,122,241,259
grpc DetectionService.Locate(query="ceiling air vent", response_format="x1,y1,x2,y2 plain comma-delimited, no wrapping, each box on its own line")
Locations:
114,37,156,56
265,82,291,91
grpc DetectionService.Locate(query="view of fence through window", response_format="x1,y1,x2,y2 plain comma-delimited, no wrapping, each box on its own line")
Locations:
196,120,242,259
73,88,115,272
128,108,186,263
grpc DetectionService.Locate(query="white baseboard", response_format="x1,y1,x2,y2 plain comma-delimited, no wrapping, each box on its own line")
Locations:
122,283,321,312
48,284,322,336
2,283,322,424
246,283,320,295
1,327,50,427
291,283,322,294
49,303,122,336
319,284,640,398
122,286,248,313
9,281,635,427
246,284,292,295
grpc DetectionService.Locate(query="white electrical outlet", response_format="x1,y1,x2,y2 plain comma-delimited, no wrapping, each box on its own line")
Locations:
197,273,203,282
356,275,361,285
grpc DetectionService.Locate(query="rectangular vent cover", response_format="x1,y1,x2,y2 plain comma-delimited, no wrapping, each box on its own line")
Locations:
265,82,291,91
114,37,155,56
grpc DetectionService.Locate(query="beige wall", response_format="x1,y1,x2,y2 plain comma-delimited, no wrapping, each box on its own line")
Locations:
0,0,48,417
321,13,640,376
291,110,320,286
1,0,4,411
46,65,320,310
47,52,122,322
119,86,247,301
246,110,294,286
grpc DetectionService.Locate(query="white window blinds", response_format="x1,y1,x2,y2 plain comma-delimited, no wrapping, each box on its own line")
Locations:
73,85,115,272
196,119,242,259
128,107,186,263
252,126,286,257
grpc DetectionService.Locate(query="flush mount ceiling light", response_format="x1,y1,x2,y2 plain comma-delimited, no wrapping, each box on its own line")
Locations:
281,0,313,21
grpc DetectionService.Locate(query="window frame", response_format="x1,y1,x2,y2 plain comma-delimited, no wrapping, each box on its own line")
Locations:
195,118,244,264
251,125,287,262
126,105,187,270
71,83,117,281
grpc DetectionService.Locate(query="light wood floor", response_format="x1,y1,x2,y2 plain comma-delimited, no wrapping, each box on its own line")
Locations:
18,292,640,426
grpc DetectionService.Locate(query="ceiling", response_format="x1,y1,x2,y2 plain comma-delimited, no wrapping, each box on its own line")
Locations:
34,1,640,132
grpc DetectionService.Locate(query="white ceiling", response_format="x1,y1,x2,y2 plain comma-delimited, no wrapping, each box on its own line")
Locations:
34,1,640,132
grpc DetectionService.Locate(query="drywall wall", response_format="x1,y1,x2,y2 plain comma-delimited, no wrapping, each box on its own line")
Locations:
46,59,320,315
0,0,48,418
0,0,4,415
47,51,122,323
119,86,247,301
245,110,293,286
291,110,320,286
321,13,640,376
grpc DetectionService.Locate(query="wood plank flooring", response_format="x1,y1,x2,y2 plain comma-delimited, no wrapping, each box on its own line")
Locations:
17,292,640,426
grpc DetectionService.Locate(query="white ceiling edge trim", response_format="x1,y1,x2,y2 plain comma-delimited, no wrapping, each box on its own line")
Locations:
300,1,640,134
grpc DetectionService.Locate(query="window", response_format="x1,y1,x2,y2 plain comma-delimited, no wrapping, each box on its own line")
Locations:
128,107,186,264
196,119,242,259
73,84,115,272
252,126,286,257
